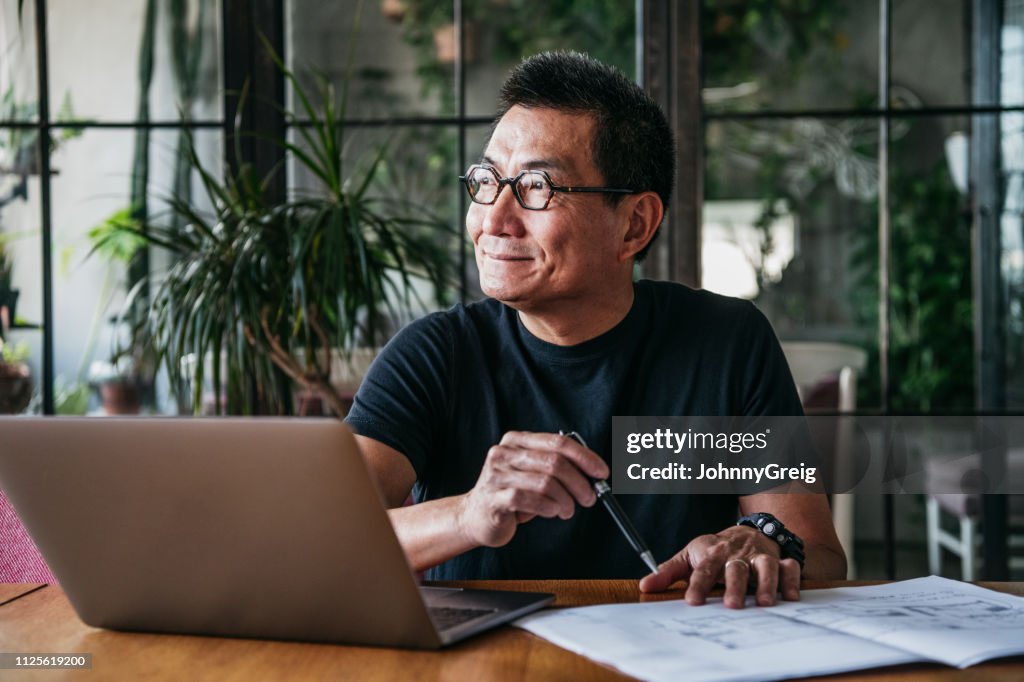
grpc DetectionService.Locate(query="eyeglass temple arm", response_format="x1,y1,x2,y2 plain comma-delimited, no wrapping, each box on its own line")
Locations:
551,185,637,194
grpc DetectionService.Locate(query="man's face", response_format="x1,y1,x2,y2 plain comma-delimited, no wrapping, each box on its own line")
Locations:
466,105,631,310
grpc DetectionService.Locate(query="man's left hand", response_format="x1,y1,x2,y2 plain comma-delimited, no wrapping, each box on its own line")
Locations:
638,525,800,608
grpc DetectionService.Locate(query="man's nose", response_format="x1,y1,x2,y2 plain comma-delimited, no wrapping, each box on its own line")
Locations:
479,184,526,237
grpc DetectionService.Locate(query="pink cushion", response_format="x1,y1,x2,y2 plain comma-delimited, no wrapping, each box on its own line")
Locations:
0,489,56,583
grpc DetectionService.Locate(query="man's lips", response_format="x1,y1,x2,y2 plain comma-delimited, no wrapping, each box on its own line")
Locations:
478,238,535,261
485,252,533,261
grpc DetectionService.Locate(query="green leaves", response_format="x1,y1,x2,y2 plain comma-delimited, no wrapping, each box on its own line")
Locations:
87,208,146,264
848,160,974,412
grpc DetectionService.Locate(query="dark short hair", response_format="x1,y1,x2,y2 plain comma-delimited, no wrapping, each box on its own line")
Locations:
495,51,675,261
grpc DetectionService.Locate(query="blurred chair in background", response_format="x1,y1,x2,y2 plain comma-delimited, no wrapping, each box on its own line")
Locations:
925,451,1024,580
781,341,867,578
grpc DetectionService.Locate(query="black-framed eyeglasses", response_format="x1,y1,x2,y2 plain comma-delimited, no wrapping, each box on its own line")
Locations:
458,164,637,211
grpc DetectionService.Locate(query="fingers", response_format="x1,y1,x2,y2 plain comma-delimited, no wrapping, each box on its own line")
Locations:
494,467,577,519
462,431,610,548
704,556,800,607
750,554,779,606
494,487,567,519
665,534,801,608
499,431,610,480
684,544,729,605
779,558,801,601
495,445,597,508
639,551,693,593
722,559,751,608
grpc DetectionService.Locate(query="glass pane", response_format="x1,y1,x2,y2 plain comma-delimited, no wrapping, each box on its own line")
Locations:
287,0,454,118
892,0,971,109
1,0,40,201
887,116,974,412
704,115,976,413
0,0,38,121
49,128,222,416
1003,5,1024,405
288,122,462,315
1004,0,1024,108
703,0,877,113
1002,110,1024,407
48,0,221,122
702,117,879,407
464,0,636,117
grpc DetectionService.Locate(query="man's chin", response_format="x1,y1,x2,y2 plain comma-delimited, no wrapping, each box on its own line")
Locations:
480,281,527,306
482,288,524,305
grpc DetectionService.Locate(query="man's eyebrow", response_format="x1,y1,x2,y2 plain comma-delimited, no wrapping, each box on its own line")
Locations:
479,156,568,174
521,158,566,172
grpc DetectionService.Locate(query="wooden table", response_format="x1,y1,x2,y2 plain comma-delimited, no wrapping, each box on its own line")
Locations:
1,580,1022,681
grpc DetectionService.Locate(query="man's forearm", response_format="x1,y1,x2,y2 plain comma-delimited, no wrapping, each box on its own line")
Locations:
803,543,848,580
387,494,479,573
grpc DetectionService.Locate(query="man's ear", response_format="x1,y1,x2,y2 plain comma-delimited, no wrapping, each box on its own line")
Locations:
619,192,664,262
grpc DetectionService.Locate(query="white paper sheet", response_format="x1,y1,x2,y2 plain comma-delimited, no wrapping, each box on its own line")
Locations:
514,576,1024,682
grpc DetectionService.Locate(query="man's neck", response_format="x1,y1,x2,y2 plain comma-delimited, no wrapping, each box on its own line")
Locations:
515,284,636,346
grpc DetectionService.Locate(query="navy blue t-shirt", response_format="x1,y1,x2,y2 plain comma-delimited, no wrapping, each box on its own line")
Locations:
345,280,803,579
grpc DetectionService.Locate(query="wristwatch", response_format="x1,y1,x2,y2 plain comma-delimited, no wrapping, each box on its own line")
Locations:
736,512,805,571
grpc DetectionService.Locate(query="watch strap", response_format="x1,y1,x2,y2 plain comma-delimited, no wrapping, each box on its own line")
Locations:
736,512,806,570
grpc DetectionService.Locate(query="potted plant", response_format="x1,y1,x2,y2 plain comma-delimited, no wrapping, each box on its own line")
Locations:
88,357,144,415
0,338,31,414
122,38,455,416
83,208,156,414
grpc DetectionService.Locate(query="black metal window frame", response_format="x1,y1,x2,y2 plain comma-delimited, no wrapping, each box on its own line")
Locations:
4,0,1014,578
11,1,1011,410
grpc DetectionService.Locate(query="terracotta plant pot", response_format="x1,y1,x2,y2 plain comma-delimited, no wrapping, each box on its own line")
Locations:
381,0,407,22
100,379,142,415
433,22,477,64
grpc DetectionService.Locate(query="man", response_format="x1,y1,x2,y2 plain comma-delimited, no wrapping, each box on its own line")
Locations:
346,52,846,609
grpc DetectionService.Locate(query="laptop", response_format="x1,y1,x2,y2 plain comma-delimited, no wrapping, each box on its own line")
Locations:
0,417,553,648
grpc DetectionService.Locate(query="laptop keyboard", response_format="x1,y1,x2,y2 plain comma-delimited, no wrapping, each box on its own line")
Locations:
429,606,498,630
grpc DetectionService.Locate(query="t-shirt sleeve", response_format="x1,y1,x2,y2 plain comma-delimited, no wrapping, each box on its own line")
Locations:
736,301,805,417
344,313,453,479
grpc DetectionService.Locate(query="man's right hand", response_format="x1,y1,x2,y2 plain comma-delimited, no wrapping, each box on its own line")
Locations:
456,431,610,548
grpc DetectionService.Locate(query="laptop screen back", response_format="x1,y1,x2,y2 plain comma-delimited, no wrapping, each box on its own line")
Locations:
0,417,443,648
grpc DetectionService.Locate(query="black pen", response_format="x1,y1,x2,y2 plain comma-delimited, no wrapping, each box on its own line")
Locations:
559,430,659,574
